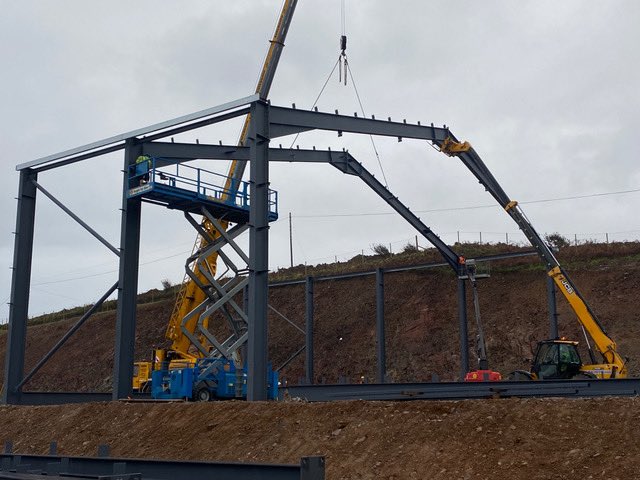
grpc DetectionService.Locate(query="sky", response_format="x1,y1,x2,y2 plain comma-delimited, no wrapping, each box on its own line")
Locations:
1,0,639,321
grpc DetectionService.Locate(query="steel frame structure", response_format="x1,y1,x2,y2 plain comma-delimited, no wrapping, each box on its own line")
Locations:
269,249,542,385
4,95,562,405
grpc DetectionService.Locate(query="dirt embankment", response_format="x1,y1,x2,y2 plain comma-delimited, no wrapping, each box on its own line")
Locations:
2,243,640,390
1,398,639,479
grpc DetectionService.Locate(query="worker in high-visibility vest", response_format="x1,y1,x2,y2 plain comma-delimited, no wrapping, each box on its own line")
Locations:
135,155,151,184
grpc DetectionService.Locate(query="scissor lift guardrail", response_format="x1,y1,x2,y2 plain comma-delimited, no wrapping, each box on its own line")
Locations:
127,157,278,223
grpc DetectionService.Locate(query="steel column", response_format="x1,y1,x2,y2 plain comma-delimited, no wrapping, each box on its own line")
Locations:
376,268,386,383
247,100,270,401
3,169,38,405
305,276,314,384
112,140,142,400
457,278,469,379
547,275,559,338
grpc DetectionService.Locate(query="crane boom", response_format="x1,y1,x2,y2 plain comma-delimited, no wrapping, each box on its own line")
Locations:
164,0,299,360
438,136,626,377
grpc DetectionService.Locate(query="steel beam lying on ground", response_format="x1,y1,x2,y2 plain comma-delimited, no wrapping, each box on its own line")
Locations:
17,392,113,405
0,451,324,480
282,378,640,402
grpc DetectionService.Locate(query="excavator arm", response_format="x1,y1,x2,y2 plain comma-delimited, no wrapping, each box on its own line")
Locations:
437,136,626,377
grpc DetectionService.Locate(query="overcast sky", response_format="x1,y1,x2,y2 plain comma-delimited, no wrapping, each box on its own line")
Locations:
1,1,639,320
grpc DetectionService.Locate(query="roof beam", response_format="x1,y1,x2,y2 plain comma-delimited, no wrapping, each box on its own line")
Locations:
17,94,258,172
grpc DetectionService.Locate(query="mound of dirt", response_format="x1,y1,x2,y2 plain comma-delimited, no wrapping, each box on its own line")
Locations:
1,397,639,479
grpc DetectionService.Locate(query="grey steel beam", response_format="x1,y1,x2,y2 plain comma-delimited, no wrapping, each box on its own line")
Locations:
282,378,640,402
16,282,119,390
141,142,354,166
269,250,539,288
112,140,143,400
276,345,306,373
3,169,38,405
0,452,325,480
32,111,252,173
269,305,304,334
547,276,559,338
140,108,251,144
247,100,271,401
305,276,314,384
376,268,386,383
458,278,470,378
32,180,119,256
269,106,451,141
17,392,113,405
17,94,259,171
328,152,461,271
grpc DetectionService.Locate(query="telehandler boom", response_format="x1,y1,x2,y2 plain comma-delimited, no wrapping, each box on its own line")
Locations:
437,136,627,379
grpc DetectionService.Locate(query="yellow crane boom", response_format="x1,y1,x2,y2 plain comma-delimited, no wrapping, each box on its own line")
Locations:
164,0,299,360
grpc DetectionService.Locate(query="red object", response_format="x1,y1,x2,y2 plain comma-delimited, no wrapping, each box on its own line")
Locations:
464,370,502,382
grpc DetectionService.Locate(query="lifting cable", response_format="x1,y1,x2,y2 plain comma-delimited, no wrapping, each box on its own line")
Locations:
291,0,390,188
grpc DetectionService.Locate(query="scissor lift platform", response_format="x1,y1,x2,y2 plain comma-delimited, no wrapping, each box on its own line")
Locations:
127,158,278,223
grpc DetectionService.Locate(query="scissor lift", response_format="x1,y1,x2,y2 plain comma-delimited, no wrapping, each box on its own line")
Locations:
128,158,278,396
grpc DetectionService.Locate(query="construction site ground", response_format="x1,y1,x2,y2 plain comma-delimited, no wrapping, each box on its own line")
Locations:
2,243,640,478
2,397,640,479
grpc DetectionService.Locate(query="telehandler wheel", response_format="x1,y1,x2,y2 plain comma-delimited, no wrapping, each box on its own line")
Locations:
195,387,211,402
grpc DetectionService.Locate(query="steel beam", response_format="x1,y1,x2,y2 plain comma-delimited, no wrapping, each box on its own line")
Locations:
17,392,113,405
269,250,539,288
376,269,386,383
269,106,451,140
0,452,325,480
247,100,271,401
141,142,356,167
112,140,143,400
282,378,640,402
3,169,38,405
17,94,258,171
547,275,559,338
32,180,120,256
328,153,460,271
16,282,119,390
305,276,314,384
457,278,470,378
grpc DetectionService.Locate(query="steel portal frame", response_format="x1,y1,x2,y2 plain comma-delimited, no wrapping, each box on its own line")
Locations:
4,95,561,405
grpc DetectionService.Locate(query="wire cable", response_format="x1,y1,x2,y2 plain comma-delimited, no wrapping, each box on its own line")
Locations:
288,56,341,148
346,62,389,188
293,186,640,218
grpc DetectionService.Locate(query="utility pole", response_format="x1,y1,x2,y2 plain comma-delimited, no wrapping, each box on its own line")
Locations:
289,212,293,268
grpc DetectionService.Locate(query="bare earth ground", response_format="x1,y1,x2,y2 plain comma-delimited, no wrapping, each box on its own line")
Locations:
1,398,639,479
2,244,640,478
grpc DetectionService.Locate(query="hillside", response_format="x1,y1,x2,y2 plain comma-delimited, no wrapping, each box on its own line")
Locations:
2,242,640,391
